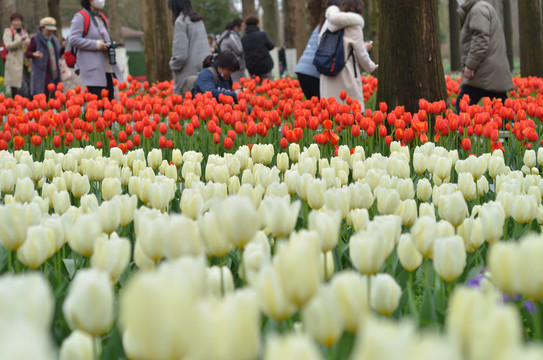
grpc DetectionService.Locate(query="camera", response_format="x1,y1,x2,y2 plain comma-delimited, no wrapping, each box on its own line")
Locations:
106,41,118,65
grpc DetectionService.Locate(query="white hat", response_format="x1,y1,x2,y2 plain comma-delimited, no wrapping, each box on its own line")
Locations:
39,17,57,31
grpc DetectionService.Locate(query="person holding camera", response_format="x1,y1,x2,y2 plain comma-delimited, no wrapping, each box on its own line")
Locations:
25,17,61,97
69,0,123,100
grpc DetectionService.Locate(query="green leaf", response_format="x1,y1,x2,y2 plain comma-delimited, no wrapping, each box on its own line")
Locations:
62,259,76,280
529,219,541,234
101,325,126,360
419,283,437,327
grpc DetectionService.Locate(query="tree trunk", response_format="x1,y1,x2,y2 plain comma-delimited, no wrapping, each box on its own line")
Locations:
141,0,173,83
502,0,514,70
283,0,295,48
261,0,280,44
448,0,461,71
242,0,255,20
47,0,62,42
0,0,16,35
368,0,379,65
518,0,543,76
307,0,325,30
293,0,307,60
107,0,123,44
377,0,447,113
31,0,47,34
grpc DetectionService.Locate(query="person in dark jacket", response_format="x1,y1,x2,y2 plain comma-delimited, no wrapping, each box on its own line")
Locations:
193,51,240,101
241,15,275,81
25,17,61,97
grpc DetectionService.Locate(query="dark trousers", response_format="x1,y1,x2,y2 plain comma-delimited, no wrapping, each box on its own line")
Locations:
296,72,320,101
455,84,507,113
87,73,115,101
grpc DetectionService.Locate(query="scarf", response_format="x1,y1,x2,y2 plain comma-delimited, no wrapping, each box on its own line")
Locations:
43,33,58,80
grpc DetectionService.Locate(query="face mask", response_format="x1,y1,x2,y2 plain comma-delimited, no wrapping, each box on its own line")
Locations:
91,0,106,9
237,31,243,36
456,0,465,6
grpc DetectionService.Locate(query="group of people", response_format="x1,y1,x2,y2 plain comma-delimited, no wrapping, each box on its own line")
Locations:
3,0,511,113
3,0,122,100
168,0,277,102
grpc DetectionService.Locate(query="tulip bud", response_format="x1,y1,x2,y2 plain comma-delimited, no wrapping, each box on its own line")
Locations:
349,182,374,209
274,231,321,307
510,194,538,224
396,199,417,227
263,334,324,360
206,265,234,297
524,149,536,168
397,234,422,272
411,216,437,258
98,200,121,235
330,270,369,333
370,273,401,316
147,149,162,170
63,268,114,336
67,213,102,257
260,198,301,238
277,153,289,172
302,284,344,347
17,225,55,269
71,173,90,198
488,242,520,295
198,210,233,257
309,210,341,252
171,149,183,167
59,330,94,360
241,231,271,285
416,178,432,202
350,229,388,275
289,143,300,162
0,202,28,250
438,191,468,227
53,190,71,215
488,155,505,179
376,188,401,215
458,172,477,201
433,236,466,282
434,156,451,180
347,208,369,232
0,169,15,193
215,195,260,249
91,233,131,284
14,177,36,203
256,265,296,321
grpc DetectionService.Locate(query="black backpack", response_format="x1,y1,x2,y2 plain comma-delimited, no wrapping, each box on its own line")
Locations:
313,28,354,77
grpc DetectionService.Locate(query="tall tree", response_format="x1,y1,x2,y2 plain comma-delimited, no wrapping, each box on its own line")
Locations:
107,0,123,43
283,0,295,48
293,0,307,60
47,0,62,41
367,0,379,64
242,0,255,20
261,0,280,44
32,0,48,33
307,0,325,30
502,0,514,71
377,0,447,113
0,0,16,34
141,0,172,83
448,0,461,71
518,0,543,76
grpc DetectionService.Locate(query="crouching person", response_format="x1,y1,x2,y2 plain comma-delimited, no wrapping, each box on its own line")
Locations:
193,50,240,101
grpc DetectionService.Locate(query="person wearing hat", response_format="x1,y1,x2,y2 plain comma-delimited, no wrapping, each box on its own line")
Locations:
25,17,61,97
3,13,30,97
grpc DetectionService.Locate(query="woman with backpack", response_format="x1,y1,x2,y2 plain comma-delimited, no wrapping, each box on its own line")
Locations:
2,13,30,98
216,18,246,84
192,51,240,101
319,0,377,110
169,0,211,95
69,0,123,101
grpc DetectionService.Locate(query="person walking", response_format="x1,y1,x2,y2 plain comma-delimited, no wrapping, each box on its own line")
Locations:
3,13,30,98
25,17,61,97
319,0,377,109
168,0,211,95
241,15,275,81
455,0,513,113
193,51,240,101
69,0,123,100
216,18,246,84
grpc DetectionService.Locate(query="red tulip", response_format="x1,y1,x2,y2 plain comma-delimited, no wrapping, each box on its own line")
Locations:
461,138,471,151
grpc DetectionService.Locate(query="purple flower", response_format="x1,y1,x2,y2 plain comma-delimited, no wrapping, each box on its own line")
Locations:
523,301,536,314
466,274,484,288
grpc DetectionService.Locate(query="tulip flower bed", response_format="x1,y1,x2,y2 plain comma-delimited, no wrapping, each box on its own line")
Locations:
1,75,543,359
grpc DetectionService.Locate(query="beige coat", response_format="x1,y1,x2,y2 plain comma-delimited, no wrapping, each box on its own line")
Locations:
320,6,377,110
458,0,513,92
3,27,26,88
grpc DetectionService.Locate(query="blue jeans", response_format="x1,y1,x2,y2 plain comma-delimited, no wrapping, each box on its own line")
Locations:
455,85,507,113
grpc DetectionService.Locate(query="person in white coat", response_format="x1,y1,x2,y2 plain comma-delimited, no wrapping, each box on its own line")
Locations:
319,0,377,110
